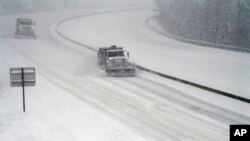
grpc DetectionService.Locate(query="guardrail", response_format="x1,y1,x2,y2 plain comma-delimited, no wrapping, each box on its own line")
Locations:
135,65,250,104
55,9,250,104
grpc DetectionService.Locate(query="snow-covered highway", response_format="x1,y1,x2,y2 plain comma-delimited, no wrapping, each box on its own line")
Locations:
1,1,250,141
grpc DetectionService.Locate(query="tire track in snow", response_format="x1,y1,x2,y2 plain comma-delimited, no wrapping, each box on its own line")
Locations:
109,76,250,124
74,77,230,141
5,8,249,141
7,27,232,141
55,8,250,104
6,44,178,141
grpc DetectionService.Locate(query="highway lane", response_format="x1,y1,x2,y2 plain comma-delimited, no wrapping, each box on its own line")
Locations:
1,7,249,141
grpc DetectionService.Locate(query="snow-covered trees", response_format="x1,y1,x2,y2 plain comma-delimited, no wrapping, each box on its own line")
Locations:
157,0,250,49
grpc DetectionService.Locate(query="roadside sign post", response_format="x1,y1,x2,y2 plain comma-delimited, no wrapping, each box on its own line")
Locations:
22,68,25,112
10,67,36,112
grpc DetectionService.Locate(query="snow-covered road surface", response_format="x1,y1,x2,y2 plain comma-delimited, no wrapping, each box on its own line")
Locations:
57,9,250,100
55,8,250,117
1,4,250,141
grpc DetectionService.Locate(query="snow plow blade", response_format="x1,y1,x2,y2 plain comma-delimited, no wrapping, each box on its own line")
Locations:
106,68,136,77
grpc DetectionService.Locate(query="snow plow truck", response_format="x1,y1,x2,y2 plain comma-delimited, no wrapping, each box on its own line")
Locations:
15,18,36,39
97,45,136,77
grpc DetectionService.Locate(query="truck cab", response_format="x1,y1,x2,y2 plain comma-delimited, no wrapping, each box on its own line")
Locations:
97,45,136,76
15,18,36,38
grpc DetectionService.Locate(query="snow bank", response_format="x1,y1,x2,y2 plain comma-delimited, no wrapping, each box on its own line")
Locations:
57,8,250,100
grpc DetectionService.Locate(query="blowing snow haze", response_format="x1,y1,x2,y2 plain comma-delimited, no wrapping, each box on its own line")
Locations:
0,0,152,14
2,0,250,49
0,0,250,141
157,0,250,49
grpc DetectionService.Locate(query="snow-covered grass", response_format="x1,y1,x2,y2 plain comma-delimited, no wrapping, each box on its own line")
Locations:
0,72,147,141
57,9,250,100
0,4,154,141
1,1,250,141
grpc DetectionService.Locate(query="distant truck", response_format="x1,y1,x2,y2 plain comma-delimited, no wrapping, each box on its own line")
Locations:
15,18,36,39
97,45,136,76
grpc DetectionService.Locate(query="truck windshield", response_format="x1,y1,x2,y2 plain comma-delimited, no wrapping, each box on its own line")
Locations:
20,21,32,25
108,51,124,57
